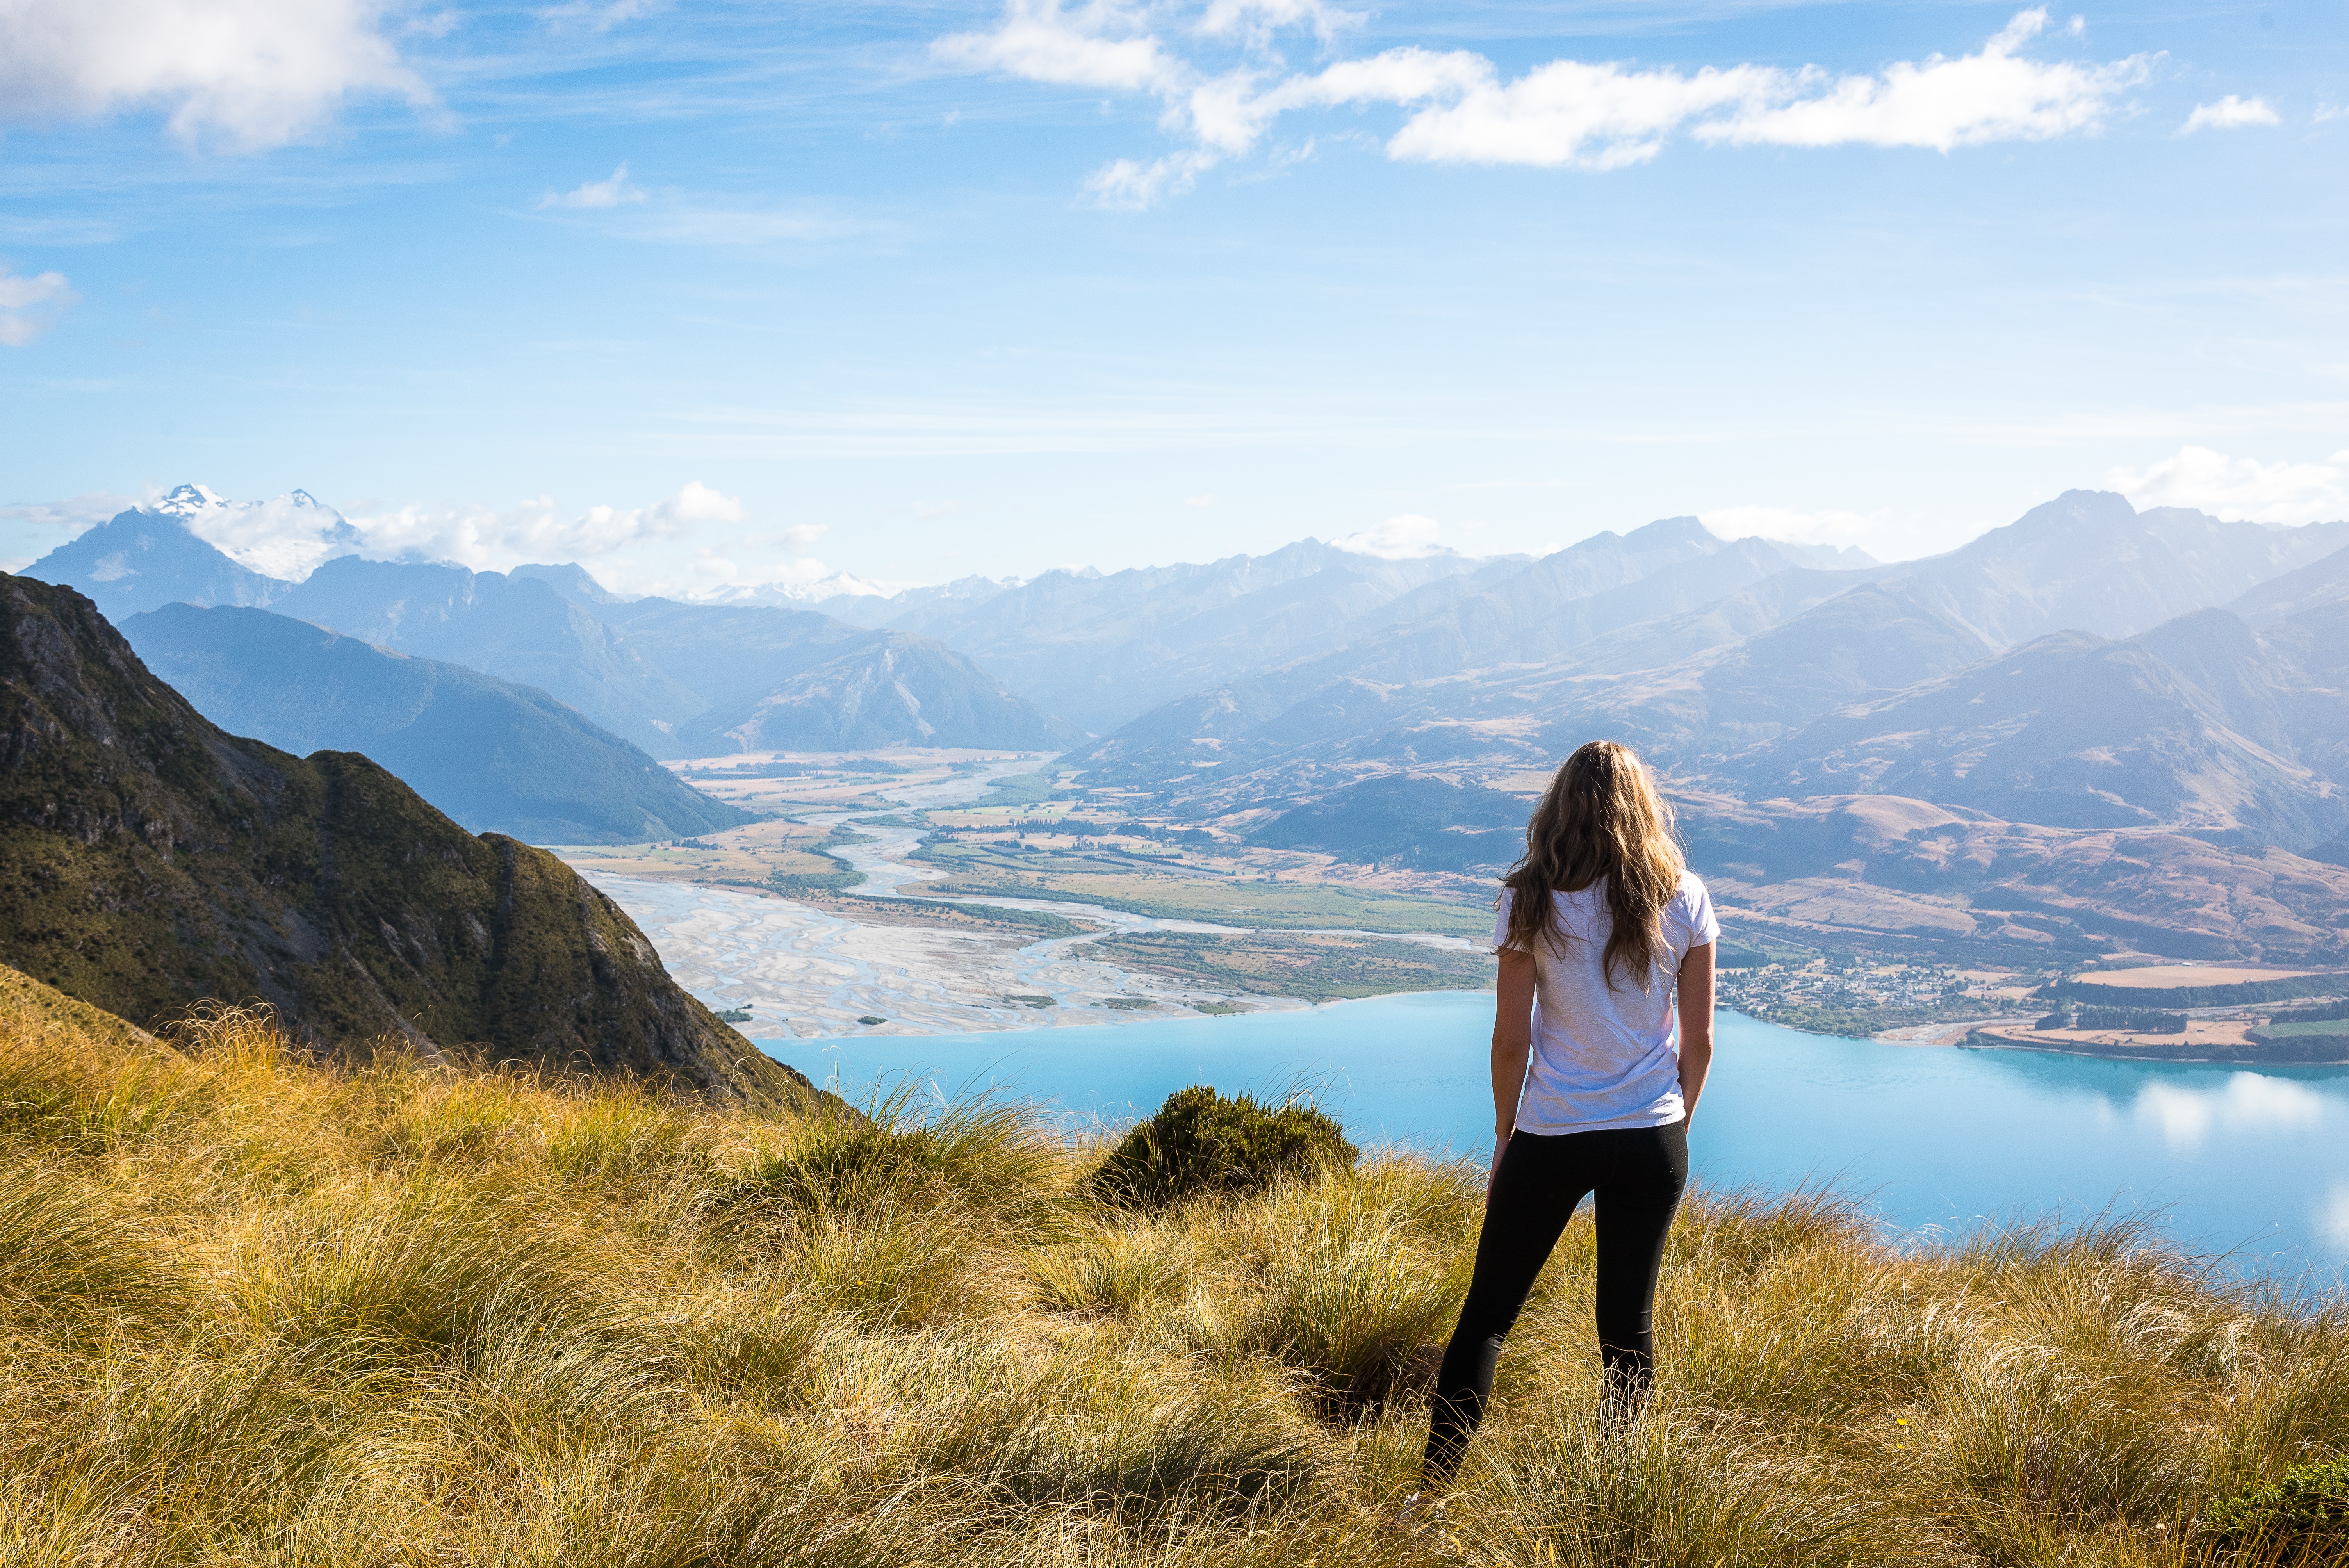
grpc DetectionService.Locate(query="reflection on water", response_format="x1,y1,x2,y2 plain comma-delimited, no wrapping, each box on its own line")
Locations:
2117,1074,2331,1151
798,995,2349,1291
2320,1187,2349,1250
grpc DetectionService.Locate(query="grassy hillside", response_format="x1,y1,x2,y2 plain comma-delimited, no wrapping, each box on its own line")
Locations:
2,964,2342,1565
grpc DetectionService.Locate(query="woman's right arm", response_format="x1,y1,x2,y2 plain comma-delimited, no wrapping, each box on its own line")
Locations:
1488,948,1536,1194
1676,941,1716,1127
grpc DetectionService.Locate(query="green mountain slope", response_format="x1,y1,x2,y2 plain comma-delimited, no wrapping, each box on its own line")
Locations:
0,573,812,1107
120,603,755,845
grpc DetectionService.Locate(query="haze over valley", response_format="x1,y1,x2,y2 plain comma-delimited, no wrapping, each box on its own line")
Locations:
15,478,2349,1053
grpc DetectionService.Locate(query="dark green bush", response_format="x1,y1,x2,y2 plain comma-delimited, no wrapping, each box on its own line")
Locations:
1090,1086,1356,1208
2202,1454,2349,1549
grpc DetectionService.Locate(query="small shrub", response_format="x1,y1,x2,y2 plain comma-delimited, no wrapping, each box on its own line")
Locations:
2203,1455,2349,1550
1089,1086,1356,1208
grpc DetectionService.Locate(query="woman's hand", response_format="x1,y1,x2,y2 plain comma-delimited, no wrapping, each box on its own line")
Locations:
1486,1131,1511,1199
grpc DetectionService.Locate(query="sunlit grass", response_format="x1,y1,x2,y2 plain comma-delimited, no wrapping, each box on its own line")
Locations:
0,966,2342,1564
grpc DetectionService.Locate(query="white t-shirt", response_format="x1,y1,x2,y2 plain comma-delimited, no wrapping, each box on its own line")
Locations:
1494,872,1719,1134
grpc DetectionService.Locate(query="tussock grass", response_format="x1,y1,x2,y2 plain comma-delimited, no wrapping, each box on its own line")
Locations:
1,976,2344,1565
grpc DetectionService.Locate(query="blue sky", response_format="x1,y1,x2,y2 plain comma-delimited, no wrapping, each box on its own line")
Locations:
2,0,2344,594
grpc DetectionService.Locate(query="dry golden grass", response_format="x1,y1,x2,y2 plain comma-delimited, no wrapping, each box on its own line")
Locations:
0,964,2342,1566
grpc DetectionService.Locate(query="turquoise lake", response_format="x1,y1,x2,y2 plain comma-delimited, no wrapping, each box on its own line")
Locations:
756,991,2349,1291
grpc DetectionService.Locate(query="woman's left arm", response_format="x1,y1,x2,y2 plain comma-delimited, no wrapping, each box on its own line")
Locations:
1676,941,1715,1127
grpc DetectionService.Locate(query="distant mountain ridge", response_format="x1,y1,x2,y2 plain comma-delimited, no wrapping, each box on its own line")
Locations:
269,558,709,754
121,604,755,845
0,574,813,1104
875,540,1518,734
1047,492,2349,962
29,492,292,617
25,495,1080,757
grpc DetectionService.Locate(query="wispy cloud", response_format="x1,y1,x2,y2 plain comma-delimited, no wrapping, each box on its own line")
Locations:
538,162,648,210
2110,444,2349,524
536,0,666,33
529,169,870,245
1084,150,1219,209
935,5,2160,206
0,265,77,346
934,0,1188,94
2180,94,2280,134
349,480,747,568
0,490,135,573
1332,513,1457,558
0,0,433,153
1702,504,1884,548
1700,502,1962,562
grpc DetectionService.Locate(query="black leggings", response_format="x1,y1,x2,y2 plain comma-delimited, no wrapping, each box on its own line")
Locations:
1422,1120,1689,1481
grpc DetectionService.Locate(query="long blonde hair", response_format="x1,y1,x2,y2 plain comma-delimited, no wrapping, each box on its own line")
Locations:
1501,740,1684,989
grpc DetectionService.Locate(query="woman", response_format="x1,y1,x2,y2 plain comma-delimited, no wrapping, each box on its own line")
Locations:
1416,739,1717,1490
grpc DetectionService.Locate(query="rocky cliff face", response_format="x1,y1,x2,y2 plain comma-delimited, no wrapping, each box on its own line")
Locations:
0,572,812,1108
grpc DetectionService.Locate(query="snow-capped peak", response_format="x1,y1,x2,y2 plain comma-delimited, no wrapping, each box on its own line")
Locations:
145,483,361,582
153,483,233,516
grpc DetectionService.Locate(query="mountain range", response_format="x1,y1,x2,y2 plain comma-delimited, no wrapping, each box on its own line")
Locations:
0,573,813,1104
1066,493,2349,827
28,486,300,616
1039,491,2349,962
25,496,1079,759
22,482,2349,963
119,603,754,845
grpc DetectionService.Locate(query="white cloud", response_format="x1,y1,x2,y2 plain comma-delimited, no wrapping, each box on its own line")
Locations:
0,265,77,345
1702,504,1883,547
538,162,647,210
2319,1185,2349,1251
1699,9,2149,153
159,485,363,579
1698,501,1975,562
2129,1073,2325,1153
934,0,1187,94
1197,0,1362,46
664,549,907,606
935,4,2155,202
2110,445,2349,525
0,0,432,152
0,489,134,572
348,480,749,568
1332,513,1456,559
1376,54,1777,169
2181,94,2280,134
1085,149,1220,208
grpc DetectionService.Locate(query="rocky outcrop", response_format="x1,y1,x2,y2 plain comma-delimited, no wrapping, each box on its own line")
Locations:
0,572,813,1108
